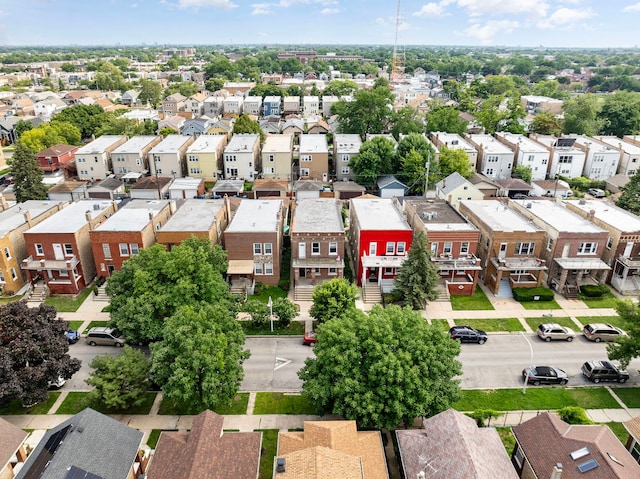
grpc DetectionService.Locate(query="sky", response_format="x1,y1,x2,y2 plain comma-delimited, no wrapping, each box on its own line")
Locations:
2,0,640,48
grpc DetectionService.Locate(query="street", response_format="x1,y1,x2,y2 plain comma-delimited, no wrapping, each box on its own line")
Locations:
63,340,122,390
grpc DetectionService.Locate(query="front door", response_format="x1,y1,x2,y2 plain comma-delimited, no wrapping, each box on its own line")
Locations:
107,265,115,275
53,243,64,260
624,241,634,257
298,242,306,259
562,243,570,258
499,243,507,259
322,172,328,182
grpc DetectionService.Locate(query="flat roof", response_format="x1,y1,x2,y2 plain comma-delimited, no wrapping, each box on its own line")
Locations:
351,198,410,231
334,134,362,154
0,201,66,237
432,132,475,151
521,95,563,103
460,200,540,233
186,134,226,153
292,198,344,233
160,199,225,232
573,135,620,154
404,198,476,232
519,200,606,233
596,136,640,154
225,134,260,152
262,134,293,153
531,135,583,154
226,199,282,233
93,200,170,231
26,199,114,234
149,135,192,154
169,177,203,188
111,135,158,154
76,135,126,154
468,134,513,154
497,133,549,153
299,134,329,153
566,200,640,232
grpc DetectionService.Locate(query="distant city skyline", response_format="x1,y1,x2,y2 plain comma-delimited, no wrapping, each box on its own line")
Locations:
2,1,640,49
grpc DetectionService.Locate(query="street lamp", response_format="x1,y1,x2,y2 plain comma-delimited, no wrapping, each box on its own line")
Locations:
268,296,274,333
520,331,534,394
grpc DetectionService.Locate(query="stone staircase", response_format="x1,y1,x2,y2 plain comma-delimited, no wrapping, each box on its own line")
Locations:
362,284,382,303
496,278,513,298
564,284,579,300
432,283,450,302
294,286,315,302
25,281,48,306
93,284,111,302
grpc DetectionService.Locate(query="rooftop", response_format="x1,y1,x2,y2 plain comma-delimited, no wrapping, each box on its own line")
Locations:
459,200,540,233
566,199,640,233
262,134,293,153
404,198,476,232
468,134,513,155
515,200,606,234
0,200,66,237
149,135,192,154
76,135,127,155
111,135,159,154
26,200,115,234
226,199,282,233
292,198,344,233
225,134,260,153
169,177,203,189
350,198,410,231
334,134,362,153
299,134,329,153
497,133,549,153
573,135,621,154
431,132,475,151
159,199,225,232
36,144,78,157
92,200,171,232
597,136,640,154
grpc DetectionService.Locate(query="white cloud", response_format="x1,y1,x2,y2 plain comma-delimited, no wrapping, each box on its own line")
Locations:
447,0,548,18
172,0,238,9
251,2,271,14
413,3,447,18
321,7,340,14
375,17,386,25
277,0,337,6
463,19,519,44
537,7,595,29
130,3,138,7
623,2,640,12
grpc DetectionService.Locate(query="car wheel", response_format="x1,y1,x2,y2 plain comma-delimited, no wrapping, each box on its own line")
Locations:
89,341,97,346
619,378,627,383
545,337,551,342
566,336,573,342
115,342,123,348
561,379,568,385
593,378,600,383
533,380,540,386
478,339,486,345
594,337,602,343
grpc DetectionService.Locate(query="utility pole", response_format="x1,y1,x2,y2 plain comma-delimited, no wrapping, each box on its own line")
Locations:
424,161,430,197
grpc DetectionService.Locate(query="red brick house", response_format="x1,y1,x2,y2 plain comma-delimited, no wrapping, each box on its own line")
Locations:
348,198,413,302
22,200,118,295
402,198,481,296
90,199,175,278
36,144,78,176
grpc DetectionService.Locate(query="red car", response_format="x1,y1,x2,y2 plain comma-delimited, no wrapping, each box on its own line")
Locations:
303,331,317,346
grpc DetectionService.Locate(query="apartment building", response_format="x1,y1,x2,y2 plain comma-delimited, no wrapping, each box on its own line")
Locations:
529,135,586,179
148,135,194,178
494,132,551,181
573,135,621,180
110,135,162,176
223,134,260,181
75,135,128,181
298,134,329,182
185,134,227,180
430,132,478,170
467,134,514,179
333,134,362,182
261,134,293,179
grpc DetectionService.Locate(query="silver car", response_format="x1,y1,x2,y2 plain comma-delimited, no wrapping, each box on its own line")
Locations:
582,323,626,342
536,323,575,342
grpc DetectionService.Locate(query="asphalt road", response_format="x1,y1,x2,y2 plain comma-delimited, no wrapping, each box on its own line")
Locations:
62,334,640,392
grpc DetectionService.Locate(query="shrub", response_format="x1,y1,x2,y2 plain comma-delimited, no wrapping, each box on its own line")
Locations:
512,287,555,302
467,409,502,427
579,284,609,297
557,406,593,425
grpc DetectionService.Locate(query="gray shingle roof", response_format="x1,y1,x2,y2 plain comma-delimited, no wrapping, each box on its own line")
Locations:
436,172,468,195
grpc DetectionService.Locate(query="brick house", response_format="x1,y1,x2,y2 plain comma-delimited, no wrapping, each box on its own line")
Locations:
458,200,547,297
510,199,610,298
35,144,78,175
291,198,345,301
299,134,329,182
22,200,118,295
402,198,481,296
110,135,163,176
90,199,174,278
348,198,412,302
75,135,128,181
224,199,285,292
156,198,229,249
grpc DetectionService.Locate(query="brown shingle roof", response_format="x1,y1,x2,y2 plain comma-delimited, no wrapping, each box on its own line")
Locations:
131,176,172,190
274,446,363,479
513,412,640,479
0,417,27,470
47,180,87,193
146,410,261,479
36,144,77,157
624,415,640,442
253,179,288,191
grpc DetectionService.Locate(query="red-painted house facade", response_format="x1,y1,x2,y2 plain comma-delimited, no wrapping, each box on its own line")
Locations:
36,144,78,175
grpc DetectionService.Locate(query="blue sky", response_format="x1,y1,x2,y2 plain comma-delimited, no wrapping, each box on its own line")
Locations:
2,1,640,48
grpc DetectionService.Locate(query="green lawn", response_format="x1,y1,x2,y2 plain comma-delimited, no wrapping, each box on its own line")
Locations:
85,320,111,330
44,289,92,312
147,429,178,448
496,427,516,454
253,392,315,415
520,299,562,310
450,288,494,311
454,388,620,411
158,393,249,415
0,392,60,415
56,391,157,415
241,321,305,336
257,429,279,479
611,388,640,408
604,422,629,444
0,295,22,305
251,286,288,304
575,315,624,329
454,318,524,332
579,295,620,309
65,320,84,331
524,317,576,332
429,319,450,331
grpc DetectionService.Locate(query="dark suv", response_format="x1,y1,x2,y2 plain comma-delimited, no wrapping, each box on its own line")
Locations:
581,360,629,383
449,326,488,344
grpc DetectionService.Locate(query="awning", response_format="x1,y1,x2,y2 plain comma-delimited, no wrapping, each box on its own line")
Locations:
554,258,611,270
122,172,143,180
227,260,255,275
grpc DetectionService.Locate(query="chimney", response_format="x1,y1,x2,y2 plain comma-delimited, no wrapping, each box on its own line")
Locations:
587,209,596,222
0,194,7,211
23,211,32,227
550,463,562,479
85,210,93,223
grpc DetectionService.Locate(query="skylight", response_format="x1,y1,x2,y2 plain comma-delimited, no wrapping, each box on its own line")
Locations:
577,459,599,473
570,447,590,460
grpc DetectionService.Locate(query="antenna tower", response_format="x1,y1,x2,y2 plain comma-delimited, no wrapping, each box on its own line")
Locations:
391,0,405,82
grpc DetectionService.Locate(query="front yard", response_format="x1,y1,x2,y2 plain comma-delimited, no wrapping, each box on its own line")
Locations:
450,288,494,311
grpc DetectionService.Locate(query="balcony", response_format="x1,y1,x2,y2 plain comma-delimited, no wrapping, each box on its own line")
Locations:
490,257,547,271
616,255,640,268
21,255,80,271
431,254,482,271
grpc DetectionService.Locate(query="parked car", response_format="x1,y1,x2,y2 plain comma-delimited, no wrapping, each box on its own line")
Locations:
65,329,79,344
536,323,575,342
85,327,125,347
512,193,529,200
582,323,626,342
522,366,568,385
588,188,606,198
449,326,488,344
48,376,66,389
303,331,317,346
581,360,629,383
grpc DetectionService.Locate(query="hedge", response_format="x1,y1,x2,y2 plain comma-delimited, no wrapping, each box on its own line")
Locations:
512,287,555,302
579,284,609,297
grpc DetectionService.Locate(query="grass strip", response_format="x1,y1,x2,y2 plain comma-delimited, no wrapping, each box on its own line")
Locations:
253,392,315,415
520,299,562,310
0,392,60,415
158,393,249,415
44,289,92,312
257,429,279,479
454,318,524,332
241,321,304,336
56,391,156,415
450,288,494,311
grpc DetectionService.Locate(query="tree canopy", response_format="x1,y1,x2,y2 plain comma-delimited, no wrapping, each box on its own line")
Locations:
425,105,468,136
232,114,264,142
349,136,395,188
437,146,475,180
606,299,640,369
615,170,640,215
299,305,462,429
10,141,47,202
332,83,394,140
393,232,440,309
562,94,602,136
20,121,81,152
599,91,640,137
309,278,359,324
138,79,163,108
512,164,533,184
0,302,81,407
53,104,107,138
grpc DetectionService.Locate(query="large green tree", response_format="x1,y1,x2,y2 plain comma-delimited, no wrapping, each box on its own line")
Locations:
323,79,358,97
529,111,563,136
232,114,264,142
150,303,249,414
390,106,424,140
562,94,602,135
106,237,231,344
606,299,640,369
599,91,640,137
349,136,396,188
10,141,47,202
299,305,462,429
437,146,474,180
512,164,533,184
52,104,107,138
138,79,163,108
20,121,81,152
615,170,640,215
0,302,81,407
425,105,468,136
332,84,394,139
393,232,440,309
396,133,436,192
309,278,359,324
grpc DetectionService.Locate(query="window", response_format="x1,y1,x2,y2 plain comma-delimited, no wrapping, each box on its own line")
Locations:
578,242,598,254
3,247,10,259
342,154,350,162
542,158,548,165
260,243,271,255
300,168,310,177
189,167,201,174
300,155,312,162
487,155,498,163
130,243,139,255
35,243,44,256
64,244,73,256
606,237,613,249
254,263,263,275
0,271,4,283
59,269,69,277
397,242,406,255
253,243,262,255
559,155,573,164
119,243,129,256
460,242,469,254
384,267,395,275
369,243,377,256
386,242,395,255
430,242,438,256
312,242,320,255
341,166,350,174
547,237,554,251
329,267,337,275
527,155,534,162
265,263,274,275
515,242,535,255
102,243,112,259
329,242,338,255
268,154,274,162
443,242,453,255
513,445,525,468
10,268,16,280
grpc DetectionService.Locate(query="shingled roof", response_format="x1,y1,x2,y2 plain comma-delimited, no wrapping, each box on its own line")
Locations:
0,417,27,472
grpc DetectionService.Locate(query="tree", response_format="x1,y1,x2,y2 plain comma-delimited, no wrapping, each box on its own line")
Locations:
248,84,284,99
232,114,264,142
20,121,82,152
106,237,231,344
599,91,640,137
14,119,34,139
52,104,107,138
425,105,468,136
606,299,640,369
164,81,198,98
390,106,424,139
323,79,358,97
86,345,151,410
396,133,435,172
438,146,474,180
616,170,640,215
529,111,563,136
0,302,81,407
309,278,359,323
563,94,602,135
396,133,436,191
349,136,396,188
512,164,533,184
205,78,225,93
10,141,47,202
393,232,440,309
299,305,462,429
400,149,430,195
138,79,163,108
332,84,394,140
150,303,249,414
476,96,504,134
272,298,299,329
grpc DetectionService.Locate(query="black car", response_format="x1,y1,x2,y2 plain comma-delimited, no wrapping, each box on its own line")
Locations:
581,360,629,383
449,326,488,344
522,365,568,385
